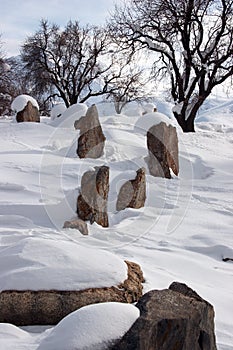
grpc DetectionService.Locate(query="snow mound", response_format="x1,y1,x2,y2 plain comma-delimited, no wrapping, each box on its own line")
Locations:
11,95,39,113
0,323,33,350
38,302,140,350
134,111,173,134
0,323,31,340
50,103,67,120
50,103,88,128
122,103,143,117
0,237,127,291
143,102,157,114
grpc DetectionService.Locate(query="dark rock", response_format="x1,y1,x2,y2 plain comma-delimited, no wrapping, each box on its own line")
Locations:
147,122,179,178
169,281,204,302
116,168,146,211
74,104,106,158
169,281,217,350
222,257,233,262
77,165,109,227
112,282,217,350
63,219,88,235
16,101,40,123
0,261,144,326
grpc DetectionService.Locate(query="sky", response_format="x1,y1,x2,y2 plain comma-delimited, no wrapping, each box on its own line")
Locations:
0,0,119,57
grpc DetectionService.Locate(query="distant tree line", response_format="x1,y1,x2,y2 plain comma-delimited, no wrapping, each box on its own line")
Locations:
0,21,148,116
0,0,232,131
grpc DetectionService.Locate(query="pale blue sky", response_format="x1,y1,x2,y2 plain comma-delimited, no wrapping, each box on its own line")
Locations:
0,0,119,56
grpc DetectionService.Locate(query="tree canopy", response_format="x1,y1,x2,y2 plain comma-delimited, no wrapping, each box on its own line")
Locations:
21,19,146,108
110,0,233,131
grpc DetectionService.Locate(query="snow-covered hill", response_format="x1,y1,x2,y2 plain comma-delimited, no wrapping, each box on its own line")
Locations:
0,97,232,349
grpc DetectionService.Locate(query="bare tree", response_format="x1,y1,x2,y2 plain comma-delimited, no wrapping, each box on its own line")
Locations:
110,0,233,132
0,36,12,115
21,20,140,108
106,61,150,113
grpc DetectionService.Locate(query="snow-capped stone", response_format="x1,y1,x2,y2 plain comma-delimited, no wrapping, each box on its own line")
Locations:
11,95,39,113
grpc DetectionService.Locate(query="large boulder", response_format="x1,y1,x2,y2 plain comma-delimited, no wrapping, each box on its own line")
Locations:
77,165,109,227
74,104,106,158
116,168,146,211
147,122,179,178
0,261,144,326
112,282,217,350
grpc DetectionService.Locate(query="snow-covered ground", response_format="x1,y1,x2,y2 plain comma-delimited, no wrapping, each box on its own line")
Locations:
0,97,232,349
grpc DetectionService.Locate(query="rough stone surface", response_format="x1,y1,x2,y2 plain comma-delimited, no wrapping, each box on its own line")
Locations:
169,282,217,350
16,101,40,123
112,282,217,350
0,260,144,326
63,219,88,235
116,168,146,211
77,165,109,227
74,104,106,158
147,122,179,178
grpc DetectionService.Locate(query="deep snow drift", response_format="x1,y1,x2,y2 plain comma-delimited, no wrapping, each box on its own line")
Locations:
0,97,232,349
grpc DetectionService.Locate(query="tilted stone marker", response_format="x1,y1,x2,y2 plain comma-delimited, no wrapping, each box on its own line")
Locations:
77,165,109,227
74,104,106,158
116,168,146,211
147,122,179,178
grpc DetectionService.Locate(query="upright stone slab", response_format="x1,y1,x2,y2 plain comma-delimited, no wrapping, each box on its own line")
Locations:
77,165,109,227
74,104,106,158
167,125,179,176
111,282,217,350
16,101,40,123
147,122,179,178
116,168,146,211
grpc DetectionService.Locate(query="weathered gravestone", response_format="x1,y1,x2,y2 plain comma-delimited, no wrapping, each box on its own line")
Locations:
147,122,179,178
116,168,146,211
77,165,109,227
16,101,40,123
74,104,106,158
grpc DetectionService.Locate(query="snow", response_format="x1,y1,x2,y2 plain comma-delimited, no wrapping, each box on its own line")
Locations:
121,102,143,116
172,101,183,115
50,102,87,127
134,111,173,134
0,96,233,349
0,324,37,350
50,103,66,120
11,94,39,113
38,302,139,350
0,237,127,291
143,102,157,114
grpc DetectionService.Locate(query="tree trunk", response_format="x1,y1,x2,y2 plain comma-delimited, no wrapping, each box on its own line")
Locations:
114,101,121,114
173,111,195,132
173,94,209,132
